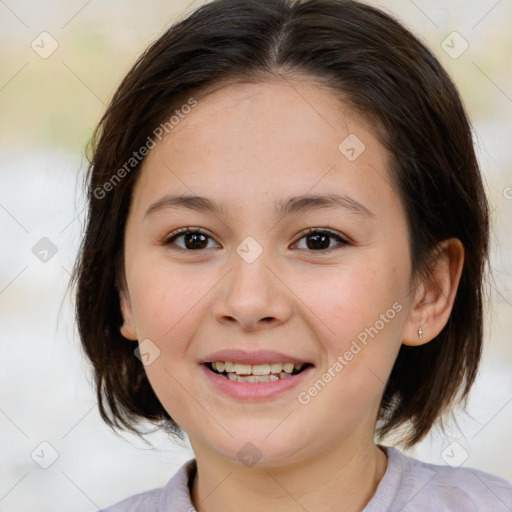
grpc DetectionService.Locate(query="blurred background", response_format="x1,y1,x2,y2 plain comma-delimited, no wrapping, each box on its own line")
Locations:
0,0,511,510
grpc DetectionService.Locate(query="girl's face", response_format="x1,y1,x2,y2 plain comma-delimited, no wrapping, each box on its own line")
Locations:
120,77,419,466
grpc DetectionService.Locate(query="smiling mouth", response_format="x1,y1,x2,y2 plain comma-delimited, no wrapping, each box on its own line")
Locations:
205,361,312,382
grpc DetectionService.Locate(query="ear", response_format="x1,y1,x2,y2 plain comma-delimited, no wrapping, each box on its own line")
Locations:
402,238,464,346
119,286,138,340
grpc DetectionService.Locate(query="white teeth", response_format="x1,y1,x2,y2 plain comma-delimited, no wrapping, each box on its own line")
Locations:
282,363,294,373
210,360,306,380
269,363,283,373
233,363,252,375
227,373,281,383
252,364,270,376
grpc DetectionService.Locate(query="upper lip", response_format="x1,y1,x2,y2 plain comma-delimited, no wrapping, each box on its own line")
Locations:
200,349,312,366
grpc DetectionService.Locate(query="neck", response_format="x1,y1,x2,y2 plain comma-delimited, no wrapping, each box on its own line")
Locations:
190,439,388,512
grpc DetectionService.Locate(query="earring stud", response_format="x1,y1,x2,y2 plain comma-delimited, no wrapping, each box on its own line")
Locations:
418,326,423,340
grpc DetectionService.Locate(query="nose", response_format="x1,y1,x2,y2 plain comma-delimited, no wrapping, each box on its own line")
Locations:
211,249,293,332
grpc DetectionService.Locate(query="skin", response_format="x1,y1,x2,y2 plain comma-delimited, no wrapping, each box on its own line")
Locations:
119,75,464,512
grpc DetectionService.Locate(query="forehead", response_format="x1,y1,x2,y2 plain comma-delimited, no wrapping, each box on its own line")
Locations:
131,77,399,222
169,76,367,160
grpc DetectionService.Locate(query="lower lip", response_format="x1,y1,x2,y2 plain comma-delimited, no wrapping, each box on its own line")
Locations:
200,364,314,400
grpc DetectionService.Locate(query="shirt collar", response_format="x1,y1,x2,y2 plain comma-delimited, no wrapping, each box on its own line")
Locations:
156,446,404,512
158,458,197,511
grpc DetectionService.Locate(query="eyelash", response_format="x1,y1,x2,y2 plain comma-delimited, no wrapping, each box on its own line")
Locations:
162,227,349,253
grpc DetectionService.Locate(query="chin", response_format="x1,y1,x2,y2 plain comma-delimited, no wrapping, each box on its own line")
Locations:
205,431,312,469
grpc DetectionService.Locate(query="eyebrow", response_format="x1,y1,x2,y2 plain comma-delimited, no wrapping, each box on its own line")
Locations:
144,192,375,219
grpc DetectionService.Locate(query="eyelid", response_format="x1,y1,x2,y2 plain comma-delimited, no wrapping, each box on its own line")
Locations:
163,226,219,247
295,226,349,242
162,226,350,252
291,227,350,250
161,226,353,255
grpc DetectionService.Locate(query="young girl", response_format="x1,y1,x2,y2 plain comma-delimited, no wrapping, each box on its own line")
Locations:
72,0,512,510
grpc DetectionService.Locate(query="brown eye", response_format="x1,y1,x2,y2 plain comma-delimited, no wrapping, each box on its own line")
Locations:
164,228,219,251
293,228,348,252
163,227,348,252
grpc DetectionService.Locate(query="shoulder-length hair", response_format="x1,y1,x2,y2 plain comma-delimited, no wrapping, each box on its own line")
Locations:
71,0,490,447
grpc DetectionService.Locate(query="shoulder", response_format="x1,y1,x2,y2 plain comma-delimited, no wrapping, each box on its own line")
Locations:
99,458,197,512
375,446,512,512
101,487,161,512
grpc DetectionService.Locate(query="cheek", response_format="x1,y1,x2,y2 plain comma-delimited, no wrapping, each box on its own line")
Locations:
126,260,209,423
296,267,405,432
300,253,407,380
308,258,404,331
127,251,207,340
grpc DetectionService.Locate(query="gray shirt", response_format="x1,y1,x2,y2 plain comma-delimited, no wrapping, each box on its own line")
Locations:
101,446,512,511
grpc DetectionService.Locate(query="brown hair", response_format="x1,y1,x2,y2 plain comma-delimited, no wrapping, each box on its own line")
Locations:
71,0,490,447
